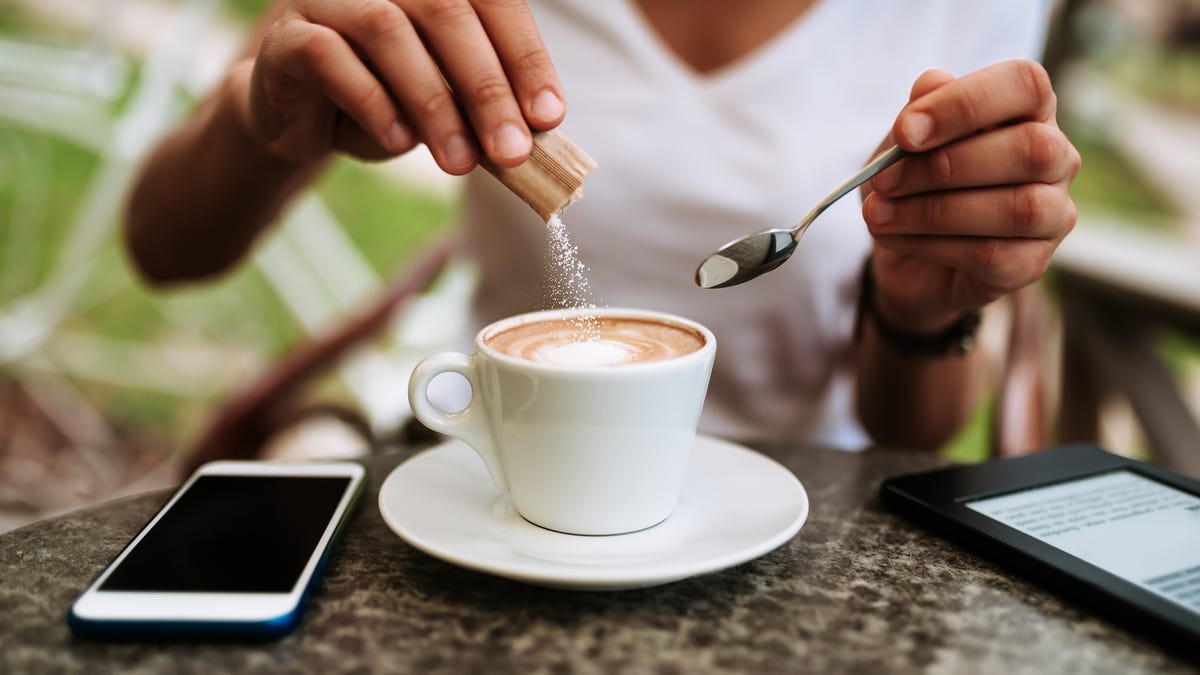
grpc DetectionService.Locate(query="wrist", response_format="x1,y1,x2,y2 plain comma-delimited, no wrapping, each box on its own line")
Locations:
871,282,962,336
855,258,982,357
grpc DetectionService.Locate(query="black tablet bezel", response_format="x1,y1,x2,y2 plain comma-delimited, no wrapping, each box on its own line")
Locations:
880,444,1200,656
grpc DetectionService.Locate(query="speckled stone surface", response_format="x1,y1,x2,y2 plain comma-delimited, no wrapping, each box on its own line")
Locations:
1,444,1193,674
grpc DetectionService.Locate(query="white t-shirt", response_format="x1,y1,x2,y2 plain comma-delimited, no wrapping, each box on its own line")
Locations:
458,0,1052,448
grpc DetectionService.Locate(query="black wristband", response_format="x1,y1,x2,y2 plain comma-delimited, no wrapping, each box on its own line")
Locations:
854,258,981,357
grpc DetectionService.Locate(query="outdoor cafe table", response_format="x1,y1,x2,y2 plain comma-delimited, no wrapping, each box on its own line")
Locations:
0,442,1192,674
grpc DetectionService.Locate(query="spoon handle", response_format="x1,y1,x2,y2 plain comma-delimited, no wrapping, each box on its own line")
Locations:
792,144,908,235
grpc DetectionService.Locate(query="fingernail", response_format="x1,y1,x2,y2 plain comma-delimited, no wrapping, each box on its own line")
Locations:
444,133,476,170
868,194,895,226
530,89,564,123
389,122,414,151
492,123,531,161
872,164,901,194
902,112,933,148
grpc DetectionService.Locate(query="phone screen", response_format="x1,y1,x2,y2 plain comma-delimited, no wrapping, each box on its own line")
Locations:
99,475,352,593
966,470,1200,615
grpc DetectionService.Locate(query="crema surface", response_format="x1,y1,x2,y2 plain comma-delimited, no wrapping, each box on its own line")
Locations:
485,317,704,367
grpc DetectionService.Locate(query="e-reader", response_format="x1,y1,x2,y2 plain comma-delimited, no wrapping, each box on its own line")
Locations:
881,445,1200,654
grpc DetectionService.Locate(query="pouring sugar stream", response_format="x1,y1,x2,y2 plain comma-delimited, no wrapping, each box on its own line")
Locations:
488,129,708,369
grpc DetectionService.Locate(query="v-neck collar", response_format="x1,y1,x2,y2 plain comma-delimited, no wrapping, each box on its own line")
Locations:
614,0,836,92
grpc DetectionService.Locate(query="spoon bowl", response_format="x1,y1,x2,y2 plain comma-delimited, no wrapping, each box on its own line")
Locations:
695,145,907,289
694,230,796,289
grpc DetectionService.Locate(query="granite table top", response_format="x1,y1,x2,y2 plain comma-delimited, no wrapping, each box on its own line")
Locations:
1,443,1193,675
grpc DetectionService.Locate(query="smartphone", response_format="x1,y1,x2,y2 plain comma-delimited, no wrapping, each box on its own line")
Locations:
68,460,365,640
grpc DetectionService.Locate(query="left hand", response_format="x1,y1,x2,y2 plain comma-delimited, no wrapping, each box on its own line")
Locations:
862,59,1080,333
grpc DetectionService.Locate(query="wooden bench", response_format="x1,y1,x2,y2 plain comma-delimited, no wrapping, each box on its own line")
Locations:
1053,221,1200,477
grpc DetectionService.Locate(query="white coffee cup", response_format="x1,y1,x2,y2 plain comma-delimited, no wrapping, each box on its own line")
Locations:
407,307,716,535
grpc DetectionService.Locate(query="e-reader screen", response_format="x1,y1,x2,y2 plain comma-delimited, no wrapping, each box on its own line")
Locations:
966,470,1200,616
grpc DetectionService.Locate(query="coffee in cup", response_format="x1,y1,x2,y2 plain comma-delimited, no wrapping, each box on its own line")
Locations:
483,315,705,367
408,307,716,535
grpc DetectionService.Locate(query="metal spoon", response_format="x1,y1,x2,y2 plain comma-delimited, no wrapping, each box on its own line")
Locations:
695,145,908,289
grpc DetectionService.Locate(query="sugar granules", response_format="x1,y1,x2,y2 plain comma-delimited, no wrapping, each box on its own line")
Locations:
545,213,600,339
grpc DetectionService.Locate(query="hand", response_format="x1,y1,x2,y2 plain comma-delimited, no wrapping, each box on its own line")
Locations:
241,0,566,171
862,59,1080,333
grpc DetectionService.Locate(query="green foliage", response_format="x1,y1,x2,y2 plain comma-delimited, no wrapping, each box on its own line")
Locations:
0,119,455,447
0,7,21,32
940,393,994,463
224,0,277,22
1108,47,1200,111
1064,125,1178,229
1162,330,1200,381
315,159,457,276
0,124,101,295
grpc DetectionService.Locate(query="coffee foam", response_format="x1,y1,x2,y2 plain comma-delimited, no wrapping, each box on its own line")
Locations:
486,316,704,367
537,340,632,367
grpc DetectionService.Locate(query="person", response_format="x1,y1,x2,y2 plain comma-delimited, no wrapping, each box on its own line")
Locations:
124,0,1079,451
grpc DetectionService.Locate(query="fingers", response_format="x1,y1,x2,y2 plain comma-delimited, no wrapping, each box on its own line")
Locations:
472,0,565,130
863,183,1076,241
871,235,1057,297
893,59,1056,151
871,121,1080,197
405,0,533,167
304,0,480,173
258,17,413,160
858,68,954,200
298,0,560,172
908,67,956,101
863,61,1076,318
409,0,563,162
333,112,418,160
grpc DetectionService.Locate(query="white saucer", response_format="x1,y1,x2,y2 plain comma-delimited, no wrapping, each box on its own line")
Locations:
378,434,809,590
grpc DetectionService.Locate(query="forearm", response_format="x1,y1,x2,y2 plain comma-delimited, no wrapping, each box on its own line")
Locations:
854,299,989,451
123,58,325,286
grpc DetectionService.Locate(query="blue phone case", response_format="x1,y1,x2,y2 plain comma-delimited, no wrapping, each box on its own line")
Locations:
67,475,363,641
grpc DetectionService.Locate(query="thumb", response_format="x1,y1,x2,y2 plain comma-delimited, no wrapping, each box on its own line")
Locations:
892,68,957,150
862,69,958,200
908,67,956,102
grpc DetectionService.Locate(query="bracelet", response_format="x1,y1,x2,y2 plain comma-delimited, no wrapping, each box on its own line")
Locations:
854,258,981,357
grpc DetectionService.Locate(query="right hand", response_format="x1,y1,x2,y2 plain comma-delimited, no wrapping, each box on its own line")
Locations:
241,0,566,171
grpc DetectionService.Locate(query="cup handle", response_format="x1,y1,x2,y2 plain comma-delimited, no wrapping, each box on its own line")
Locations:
408,352,508,491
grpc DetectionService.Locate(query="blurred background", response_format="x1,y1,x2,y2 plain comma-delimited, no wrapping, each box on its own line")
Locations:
1,0,1198,532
